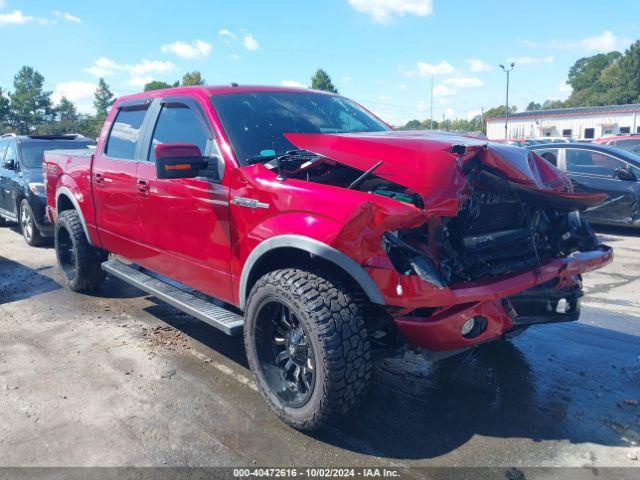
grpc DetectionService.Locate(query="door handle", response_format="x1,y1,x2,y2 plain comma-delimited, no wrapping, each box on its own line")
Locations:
137,179,150,196
94,173,104,186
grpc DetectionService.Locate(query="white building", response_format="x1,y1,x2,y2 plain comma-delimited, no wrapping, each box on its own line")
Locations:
486,103,640,140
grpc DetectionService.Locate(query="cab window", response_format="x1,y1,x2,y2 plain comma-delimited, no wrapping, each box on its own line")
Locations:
565,149,626,176
148,102,210,160
148,102,219,179
105,105,149,160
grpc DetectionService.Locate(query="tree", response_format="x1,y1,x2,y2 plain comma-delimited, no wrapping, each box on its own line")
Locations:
403,119,422,129
93,78,115,118
181,71,205,86
57,97,77,121
144,80,178,91
618,40,640,103
0,87,9,131
526,101,542,111
310,69,338,93
542,99,565,110
567,52,622,92
9,66,53,134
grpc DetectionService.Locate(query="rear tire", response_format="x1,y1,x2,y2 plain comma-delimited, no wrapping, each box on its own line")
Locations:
55,210,106,292
244,268,371,430
19,199,45,246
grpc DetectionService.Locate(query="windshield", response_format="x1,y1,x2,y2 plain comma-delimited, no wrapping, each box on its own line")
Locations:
210,91,389,165
20,141,95,168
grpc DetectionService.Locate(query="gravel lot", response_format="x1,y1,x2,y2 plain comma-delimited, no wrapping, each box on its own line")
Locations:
0,223,639,470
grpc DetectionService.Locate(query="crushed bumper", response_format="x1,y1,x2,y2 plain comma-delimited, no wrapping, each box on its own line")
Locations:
389,245,612,351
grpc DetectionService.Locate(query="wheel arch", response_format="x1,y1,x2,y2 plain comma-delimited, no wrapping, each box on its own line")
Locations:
238,235,385,311
55,187,92,244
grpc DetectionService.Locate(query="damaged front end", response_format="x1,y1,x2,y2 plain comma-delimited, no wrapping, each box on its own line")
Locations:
283,132,613,352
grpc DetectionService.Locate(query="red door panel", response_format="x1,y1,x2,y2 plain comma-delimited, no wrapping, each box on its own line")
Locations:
136,161,233,303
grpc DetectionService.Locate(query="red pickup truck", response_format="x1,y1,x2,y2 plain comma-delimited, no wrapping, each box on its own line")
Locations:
44,85,612,430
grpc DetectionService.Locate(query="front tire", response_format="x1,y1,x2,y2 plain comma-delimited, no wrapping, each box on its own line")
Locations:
244,268,371,430
19,200,44,246
55,210,106,292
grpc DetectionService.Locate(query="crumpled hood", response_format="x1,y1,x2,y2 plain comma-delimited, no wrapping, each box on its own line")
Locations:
285,131,606,215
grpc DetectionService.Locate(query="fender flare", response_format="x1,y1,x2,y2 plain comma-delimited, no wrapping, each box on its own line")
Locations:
56,187,92,245
238,234,385,310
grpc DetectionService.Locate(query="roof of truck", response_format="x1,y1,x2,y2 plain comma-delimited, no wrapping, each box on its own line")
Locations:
116,85,336,104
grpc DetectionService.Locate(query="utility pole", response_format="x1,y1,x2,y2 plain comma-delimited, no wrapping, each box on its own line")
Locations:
499,62,515,139
429,75,434,130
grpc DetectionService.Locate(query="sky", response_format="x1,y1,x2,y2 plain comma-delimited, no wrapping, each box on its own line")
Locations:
0,0,638,125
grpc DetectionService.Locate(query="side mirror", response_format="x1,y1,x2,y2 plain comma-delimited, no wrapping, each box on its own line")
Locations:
3,159,16,170
613,167,638,182
155,143,208,179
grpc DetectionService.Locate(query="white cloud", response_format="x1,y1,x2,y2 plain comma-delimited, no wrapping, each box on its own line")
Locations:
0,10,33,25
53,11,81,23
52,81,97,104
85,57,176,87
129,59,176,76
580,30,630,52
397,83,408,91
443,77,484,88
243,34,260,51
558,81,572,94
129,75,153,87
466,109,482,120
348,0,433,24
281,80,306,88
0,1,5,8
417,60,454,76
219,29,237,44
85,57,120,77
161,40,212,59
511,56,555,65
443,107,455,119
432,84,452,97
52,81,98,114
467,59,493,72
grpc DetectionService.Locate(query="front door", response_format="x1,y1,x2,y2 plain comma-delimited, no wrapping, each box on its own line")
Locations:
92,102,150,256
562,148,639,223
0,141,19,217
135,98,233,303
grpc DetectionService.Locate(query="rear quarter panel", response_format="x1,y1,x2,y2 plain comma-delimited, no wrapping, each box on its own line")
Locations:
45,150,100,245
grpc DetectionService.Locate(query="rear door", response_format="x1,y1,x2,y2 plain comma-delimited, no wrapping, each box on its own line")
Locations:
93,101,151,256
561,148,638,223
135,97,233,303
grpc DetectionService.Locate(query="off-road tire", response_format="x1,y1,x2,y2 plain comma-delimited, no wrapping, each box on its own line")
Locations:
244,268,371,430
55,210,106,292
19,199,45,246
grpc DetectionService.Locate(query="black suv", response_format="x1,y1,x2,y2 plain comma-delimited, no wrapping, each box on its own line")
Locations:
0,134,95,245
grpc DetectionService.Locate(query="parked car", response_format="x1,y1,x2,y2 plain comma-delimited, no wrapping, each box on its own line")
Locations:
0,134,95,245
593,134,640,153
533,137,570,143
44,86,612,430
529,142,640,228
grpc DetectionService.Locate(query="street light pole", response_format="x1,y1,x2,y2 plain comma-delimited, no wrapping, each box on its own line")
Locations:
499,62,515,139
429,74,434,130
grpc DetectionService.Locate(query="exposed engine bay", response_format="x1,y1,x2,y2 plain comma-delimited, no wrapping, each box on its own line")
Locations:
266,147,602,288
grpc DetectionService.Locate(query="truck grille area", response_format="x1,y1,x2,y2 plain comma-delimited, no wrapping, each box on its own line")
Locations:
438,189,557,284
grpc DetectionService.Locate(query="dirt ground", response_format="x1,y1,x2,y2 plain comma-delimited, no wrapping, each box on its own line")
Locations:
0,223,639,472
